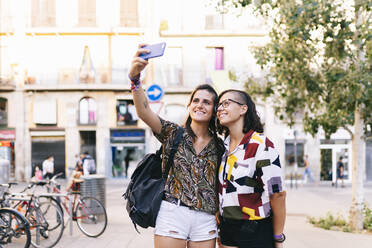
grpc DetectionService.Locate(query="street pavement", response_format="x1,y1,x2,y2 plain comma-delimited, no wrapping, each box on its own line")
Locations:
8,180,372,247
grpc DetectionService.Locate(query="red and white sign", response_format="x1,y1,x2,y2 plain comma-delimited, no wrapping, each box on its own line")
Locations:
0,130,16,140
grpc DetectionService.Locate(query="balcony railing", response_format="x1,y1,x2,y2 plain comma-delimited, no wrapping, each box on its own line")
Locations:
0,76,15,90
24,67,130,85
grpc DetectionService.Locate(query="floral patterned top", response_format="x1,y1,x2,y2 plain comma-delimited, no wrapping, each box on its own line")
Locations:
154,117,223,214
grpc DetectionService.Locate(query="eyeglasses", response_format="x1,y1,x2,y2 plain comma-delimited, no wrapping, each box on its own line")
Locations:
218,99,244,109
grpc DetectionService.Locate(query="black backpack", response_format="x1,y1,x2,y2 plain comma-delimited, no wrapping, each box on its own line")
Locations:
123,127,183,232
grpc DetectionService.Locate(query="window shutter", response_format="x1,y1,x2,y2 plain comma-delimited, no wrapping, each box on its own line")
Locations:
31,0,40,27
47,0,56,26
78,0,96,27
120,0,138,27
31,0,56,27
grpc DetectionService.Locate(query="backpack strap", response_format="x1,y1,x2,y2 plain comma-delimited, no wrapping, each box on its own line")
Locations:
162,126,184,180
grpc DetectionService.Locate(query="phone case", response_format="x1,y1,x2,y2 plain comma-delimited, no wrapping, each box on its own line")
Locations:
139,42,166,60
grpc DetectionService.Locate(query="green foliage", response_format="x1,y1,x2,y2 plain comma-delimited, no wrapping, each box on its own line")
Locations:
307,212,348,230
363,204,372,231
215,0,372,137
307,205,372,232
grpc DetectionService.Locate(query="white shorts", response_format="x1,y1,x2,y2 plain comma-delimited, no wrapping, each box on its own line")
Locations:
154,200,218,242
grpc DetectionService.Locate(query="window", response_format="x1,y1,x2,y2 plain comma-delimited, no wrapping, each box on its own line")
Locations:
0,0,13,31
31,0,56,27
204,4,224,30
0,98,7,126
159,0,183,32
117,100,138,126
33,99,57,125
78,0,96,27
205,47,224,83
154,47,183,86
120,0,138,27
205,14,224,30
285,140,305,167
79,97,96,125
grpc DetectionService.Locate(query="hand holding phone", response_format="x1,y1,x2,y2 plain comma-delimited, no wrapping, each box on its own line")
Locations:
139,42,166,60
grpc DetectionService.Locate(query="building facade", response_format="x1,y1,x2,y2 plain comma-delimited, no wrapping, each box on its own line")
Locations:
0,0,370,182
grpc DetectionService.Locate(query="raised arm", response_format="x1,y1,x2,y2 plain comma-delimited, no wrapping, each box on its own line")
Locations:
129,44,162,134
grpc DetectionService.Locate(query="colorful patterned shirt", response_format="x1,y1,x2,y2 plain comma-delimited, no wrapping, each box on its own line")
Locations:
154,117,223,214
218,130,284,220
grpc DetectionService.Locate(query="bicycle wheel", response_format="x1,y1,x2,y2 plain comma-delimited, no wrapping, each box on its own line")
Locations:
74,196,107,237
0,208,31,248
26,201,64,248
38,196,64,228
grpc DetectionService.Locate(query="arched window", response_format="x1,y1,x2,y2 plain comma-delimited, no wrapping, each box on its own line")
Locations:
79,97,96,125
0,98,7,126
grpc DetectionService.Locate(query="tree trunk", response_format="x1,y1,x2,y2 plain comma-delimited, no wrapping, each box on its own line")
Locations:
349,109,364,230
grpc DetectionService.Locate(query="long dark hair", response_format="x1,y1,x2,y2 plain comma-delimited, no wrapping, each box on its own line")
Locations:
217,89,264,137
184,84,219,139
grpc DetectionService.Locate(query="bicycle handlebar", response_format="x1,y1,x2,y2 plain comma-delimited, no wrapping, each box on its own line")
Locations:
0,182,18,188
50,172,64,182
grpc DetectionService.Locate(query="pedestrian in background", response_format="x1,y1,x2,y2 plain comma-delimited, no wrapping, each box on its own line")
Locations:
42,155,54,180
34,165,43,181
82,152,96,175
129,44,224,248
302,154,314,183
124,148,134,179
336,156,345,188
216,89,286,248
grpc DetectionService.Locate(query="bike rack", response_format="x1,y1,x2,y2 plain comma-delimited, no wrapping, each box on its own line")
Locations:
37,192,73,236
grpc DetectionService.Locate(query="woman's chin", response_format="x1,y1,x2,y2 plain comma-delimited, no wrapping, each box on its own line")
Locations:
192,116,211,123
219,120,230,127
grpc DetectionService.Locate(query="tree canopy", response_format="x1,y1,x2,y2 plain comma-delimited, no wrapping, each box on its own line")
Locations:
214,0,372,138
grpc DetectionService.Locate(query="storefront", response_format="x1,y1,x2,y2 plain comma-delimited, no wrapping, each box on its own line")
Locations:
366,138,372,181
109,129,145,178
30,129,66,178
0,129,15,179
320,139,352,184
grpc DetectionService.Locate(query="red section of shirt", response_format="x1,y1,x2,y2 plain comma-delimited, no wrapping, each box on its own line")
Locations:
238,193,263,220
244,143,259,160
265,137,274,149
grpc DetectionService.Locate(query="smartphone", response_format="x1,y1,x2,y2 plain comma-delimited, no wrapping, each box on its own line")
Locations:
139,42,166,60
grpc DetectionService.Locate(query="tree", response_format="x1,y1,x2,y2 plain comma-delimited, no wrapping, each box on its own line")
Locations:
213,0,372,230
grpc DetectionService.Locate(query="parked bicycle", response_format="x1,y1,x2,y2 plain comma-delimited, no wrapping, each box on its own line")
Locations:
2,183,64,248
0,184,31,248
29,173,107,238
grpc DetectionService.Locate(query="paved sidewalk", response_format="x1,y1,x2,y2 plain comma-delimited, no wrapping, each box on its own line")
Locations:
8,179,372,247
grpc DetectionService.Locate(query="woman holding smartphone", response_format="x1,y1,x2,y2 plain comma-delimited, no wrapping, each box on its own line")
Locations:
129,44,224,248
216,89,286,248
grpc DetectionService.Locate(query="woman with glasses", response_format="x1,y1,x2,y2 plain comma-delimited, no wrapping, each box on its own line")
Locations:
216,89,286,248
128,44,224,248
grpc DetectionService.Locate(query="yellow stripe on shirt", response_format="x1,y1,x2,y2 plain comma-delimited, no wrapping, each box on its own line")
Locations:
242,207,264,220
227,155,237,180
251,134,263,144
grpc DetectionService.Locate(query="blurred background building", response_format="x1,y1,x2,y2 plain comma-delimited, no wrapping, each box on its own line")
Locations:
0,0,370,183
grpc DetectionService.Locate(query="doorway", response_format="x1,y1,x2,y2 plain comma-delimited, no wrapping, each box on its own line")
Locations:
111,144,144,178
320,144,351,184
31,138,66,178
80,131,96,160
366,139,372,181
320,149,332,181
